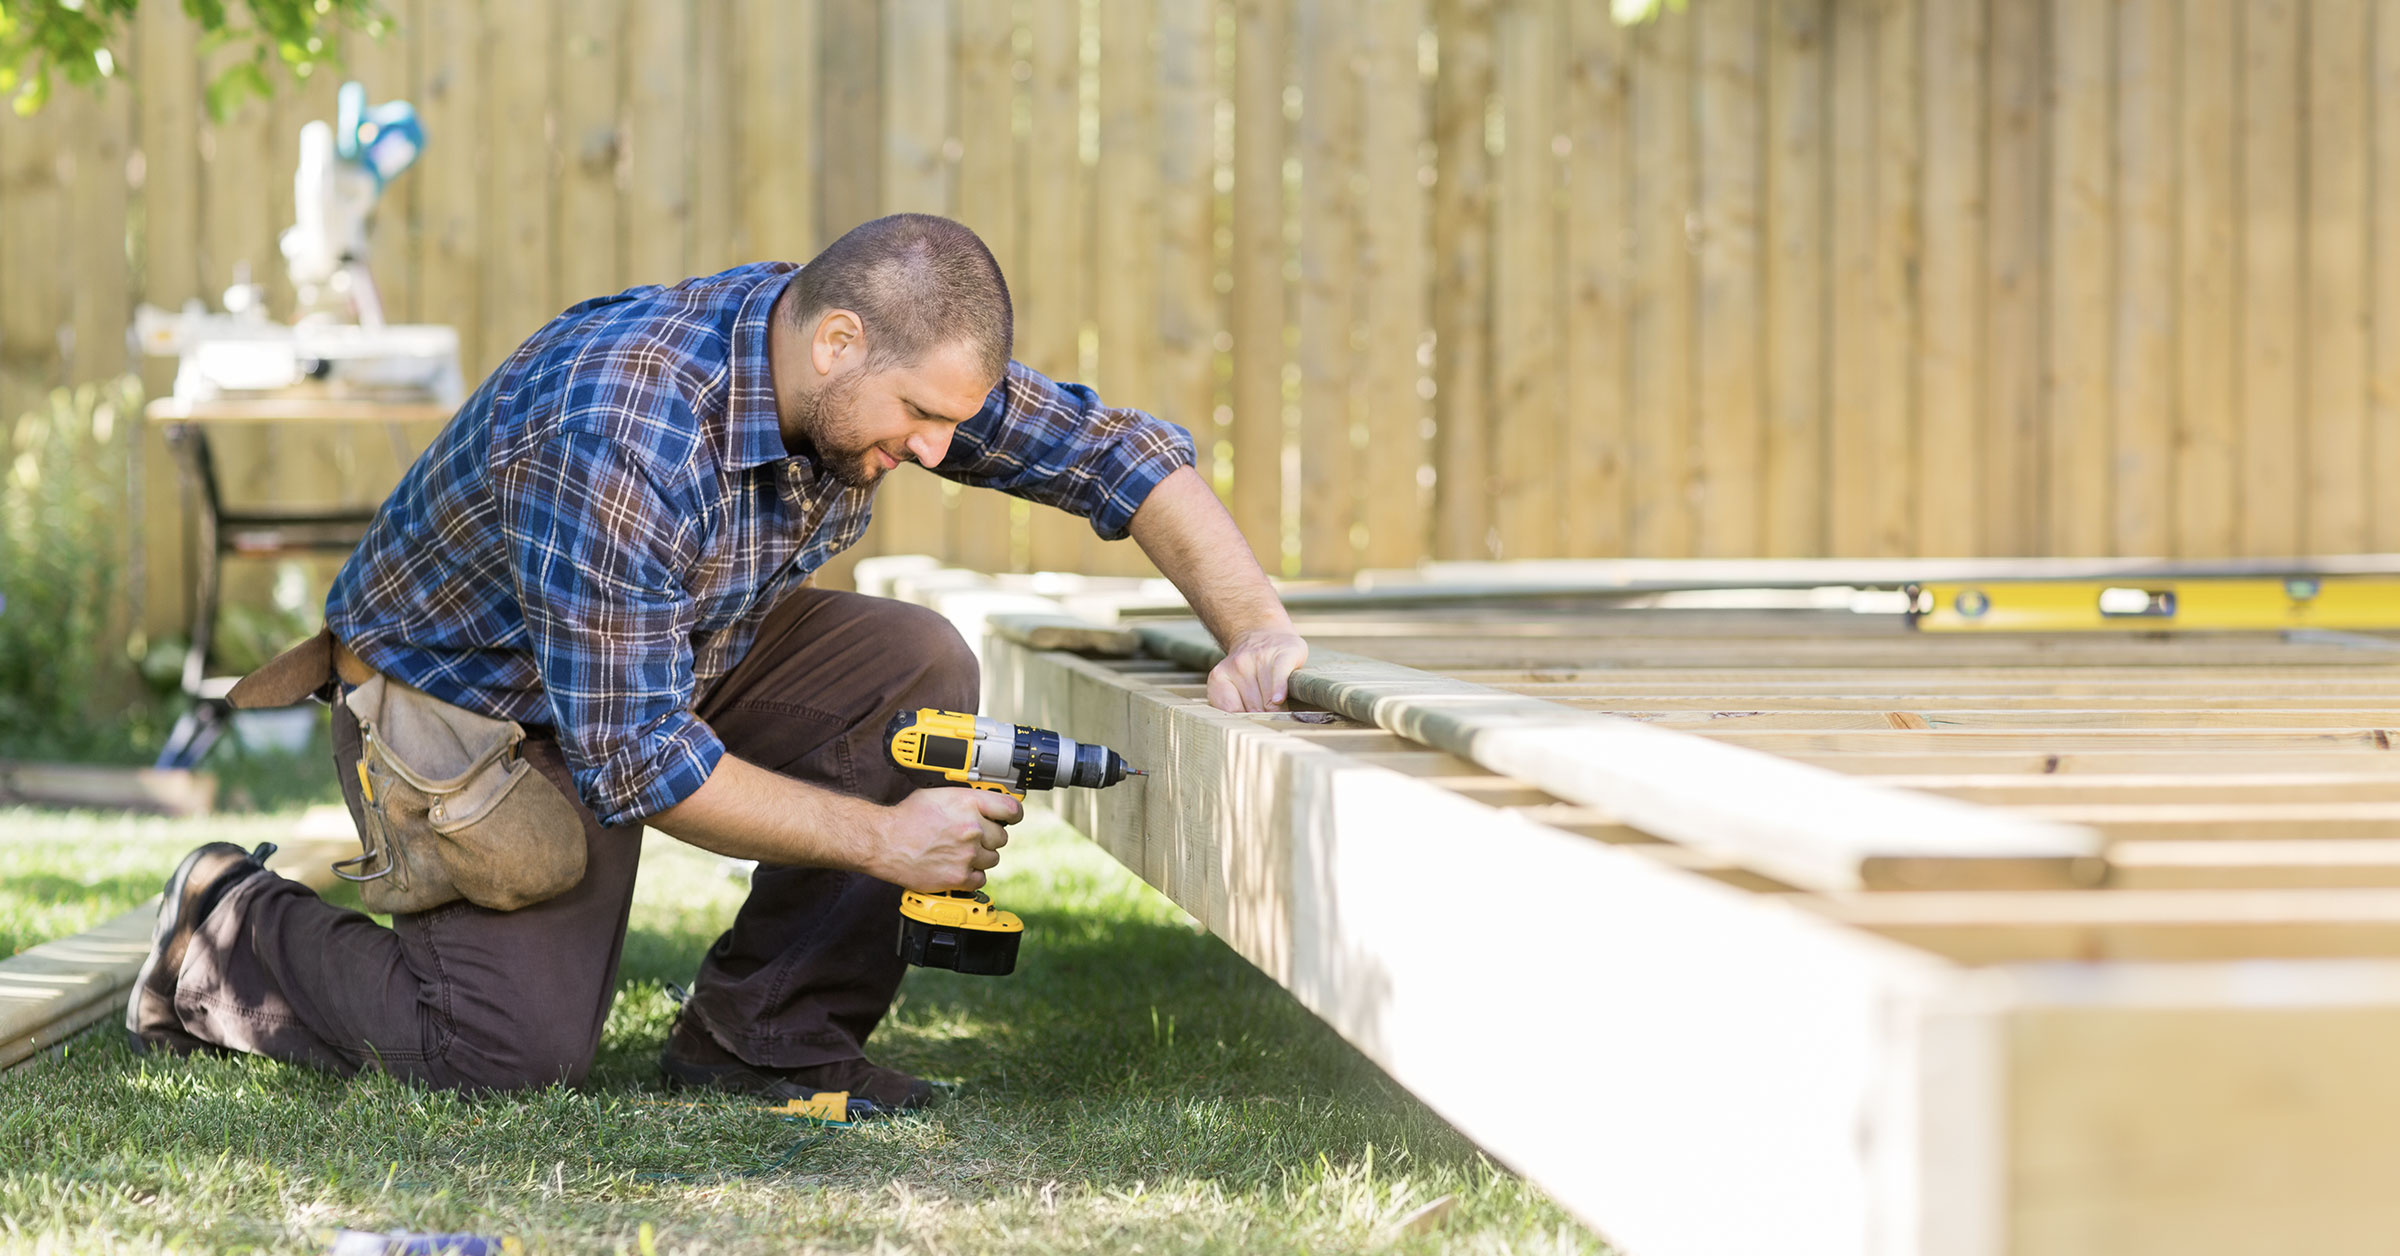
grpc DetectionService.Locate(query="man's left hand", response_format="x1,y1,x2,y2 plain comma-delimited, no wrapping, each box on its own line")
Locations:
1207,628,1309,713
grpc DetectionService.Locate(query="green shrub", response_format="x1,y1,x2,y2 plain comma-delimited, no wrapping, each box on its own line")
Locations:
0,377,170,763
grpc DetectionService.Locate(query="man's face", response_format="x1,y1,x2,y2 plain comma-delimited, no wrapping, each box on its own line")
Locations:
799,339,998,490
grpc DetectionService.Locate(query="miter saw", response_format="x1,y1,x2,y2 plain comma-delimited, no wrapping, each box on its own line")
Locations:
133,80,463,408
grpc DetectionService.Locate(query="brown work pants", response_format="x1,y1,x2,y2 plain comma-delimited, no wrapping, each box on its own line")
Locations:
170,588,978,1091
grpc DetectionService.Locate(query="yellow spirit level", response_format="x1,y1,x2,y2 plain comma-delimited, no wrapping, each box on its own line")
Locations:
1910,577,2400,632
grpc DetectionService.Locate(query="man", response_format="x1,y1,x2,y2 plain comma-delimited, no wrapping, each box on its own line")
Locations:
127,214,1307,1113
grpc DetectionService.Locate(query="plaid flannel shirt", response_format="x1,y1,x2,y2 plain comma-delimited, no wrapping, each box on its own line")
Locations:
325,261,1194,826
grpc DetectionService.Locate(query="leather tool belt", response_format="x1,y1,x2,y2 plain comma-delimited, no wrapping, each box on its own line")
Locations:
230,627,586,914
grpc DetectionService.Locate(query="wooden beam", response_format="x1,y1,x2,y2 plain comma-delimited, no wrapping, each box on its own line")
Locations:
0,763,217,817
1803,887,2400,963
1,818,358,1072
1707,729,2400,754
1137,621,2103,892
1866,774,2400,806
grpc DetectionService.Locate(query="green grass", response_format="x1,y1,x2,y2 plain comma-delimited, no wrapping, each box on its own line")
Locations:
0,809,1607,1254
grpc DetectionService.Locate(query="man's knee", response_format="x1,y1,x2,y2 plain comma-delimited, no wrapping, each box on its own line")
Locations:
874,600,979,709
437,1021,598,1093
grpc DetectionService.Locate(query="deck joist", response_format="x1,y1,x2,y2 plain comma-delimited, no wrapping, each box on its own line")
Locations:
861,558,2400,1256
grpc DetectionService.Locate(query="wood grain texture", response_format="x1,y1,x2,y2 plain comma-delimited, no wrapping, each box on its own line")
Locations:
1090,0,1163,578
870,0,956,563
2111,0,2175,557
1566,1,1630,556
1628,8,1696,557
1762,0,1828,557
1231,0,1290,571
2376,0,2400,551
2047,0,2112,557
2176,0,2237,557
1695,0,1764,557
1021,0,1093,573
1359,0,1431,570
949,0,1021,574
483,0,556,363
2309,0,2373,554
1915,0,1983,558
1296,0,1362,573
1431,0,1495,561
2241,0,2303,556
1981,0,2045,557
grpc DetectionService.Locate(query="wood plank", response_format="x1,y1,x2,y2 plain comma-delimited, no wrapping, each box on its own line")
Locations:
2046,0,2111,557
1089,0,1164,579
2240,0,2303,556
2176,0,2238,557
976,634,1988,1255
132,0,206,642
1803,749,2400,776
484,0,556,363
1981,0,2044,556
819,0,883,240
1704,729,2400,755
0,828,356,1072
66,73,132,389
1296,0,1362,574
1359,0,1430,569
1871,773,2400,807
1021,0,1092,573
2309,0,2373,554
2020,802,2400,843
1431,0,1495,562
1806,887,2400,963
1914,0,1982,557
1866,0,1918,556
1572,707,2400,731
949,0,1022,574
197,42,282,514
1565,0,1630,557
872,0,957,565
1695,0,1764,557
0,763,215,816
1825,0,1875,556
1628,6,1695,556
623,0,692,286
2106,840,2400,890
414,0,483,378
2110,0,2174,557
1761,0,1827,557
2377,0,2400,552
560,0,625,302
689,0,736,275
1231,0,1290,571
1139,621,2102,892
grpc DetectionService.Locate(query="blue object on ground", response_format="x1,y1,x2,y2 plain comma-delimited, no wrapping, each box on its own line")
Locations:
326,1231,514,1256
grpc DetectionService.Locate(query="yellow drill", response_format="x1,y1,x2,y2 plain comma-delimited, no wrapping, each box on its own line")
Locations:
882,707,1144,975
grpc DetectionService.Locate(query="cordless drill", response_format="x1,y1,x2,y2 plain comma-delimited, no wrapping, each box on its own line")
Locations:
882,707,1144,976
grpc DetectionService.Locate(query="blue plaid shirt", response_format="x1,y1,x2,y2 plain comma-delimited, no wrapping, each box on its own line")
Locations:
326,262,1193,826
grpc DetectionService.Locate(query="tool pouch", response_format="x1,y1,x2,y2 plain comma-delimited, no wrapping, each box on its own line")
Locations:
339,673,585,915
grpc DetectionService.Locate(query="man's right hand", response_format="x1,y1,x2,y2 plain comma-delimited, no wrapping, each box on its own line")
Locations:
869,787,1025,890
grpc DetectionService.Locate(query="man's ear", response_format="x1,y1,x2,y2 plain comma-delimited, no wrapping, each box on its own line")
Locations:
810,309,864,376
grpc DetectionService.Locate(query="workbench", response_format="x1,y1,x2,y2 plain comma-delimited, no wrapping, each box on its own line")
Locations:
146,395,451,768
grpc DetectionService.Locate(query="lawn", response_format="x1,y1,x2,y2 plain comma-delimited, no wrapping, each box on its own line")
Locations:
0,807,1607,1254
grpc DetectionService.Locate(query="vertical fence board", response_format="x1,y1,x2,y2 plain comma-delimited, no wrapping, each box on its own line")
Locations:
950,0,1023,574
415,0,485,381
2242,0,2303,556
2310,0,2372,554
1022,0,1093,571
1983,0,2045,556
1431,0,1493,561
872,0,958,562
691,0,737,275
1158,0,1220,557
1565,0,1629,556
0,84,64,448
485,0,557,362
1492,0,1561,559
1629,8,1695,556
199,55,282,508
733,0,811,265
1697,0,1764,556
2047,0,2112,556
1826,0,1874,554
1762,0,1827,556
66,88,132,389
2177,0,2237,557
559,0,625,308
1867,0,1919,555
1092,0,1163,576
132,3,206,639
624,1,693,287
1231,0,1289,570
1297,0,1362,573
1358,0,1427,570
2112,0,2175,556
2376,0,2400,547
1916,0,1983,556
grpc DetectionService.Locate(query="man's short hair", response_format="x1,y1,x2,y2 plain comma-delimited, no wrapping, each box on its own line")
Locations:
789,214,1013,382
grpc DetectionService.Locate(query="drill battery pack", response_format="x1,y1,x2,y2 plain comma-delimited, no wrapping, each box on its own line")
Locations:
897,888,1023,976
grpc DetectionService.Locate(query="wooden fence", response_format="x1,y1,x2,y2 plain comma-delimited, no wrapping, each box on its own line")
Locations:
7,0,2400,640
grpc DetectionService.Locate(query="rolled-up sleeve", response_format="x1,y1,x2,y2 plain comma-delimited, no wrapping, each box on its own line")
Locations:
495,430,724,825
934,360,1196,540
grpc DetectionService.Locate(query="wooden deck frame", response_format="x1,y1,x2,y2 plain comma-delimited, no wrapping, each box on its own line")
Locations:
865,562,2400,1256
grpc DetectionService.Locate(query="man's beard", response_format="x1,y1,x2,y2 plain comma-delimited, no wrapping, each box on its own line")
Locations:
793,368,890,489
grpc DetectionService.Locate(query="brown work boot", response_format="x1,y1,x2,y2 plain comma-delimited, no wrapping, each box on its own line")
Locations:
124,841,278,1055
657,1005,945,1118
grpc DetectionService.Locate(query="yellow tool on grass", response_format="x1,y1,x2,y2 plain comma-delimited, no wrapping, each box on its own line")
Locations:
882,707,1143,976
